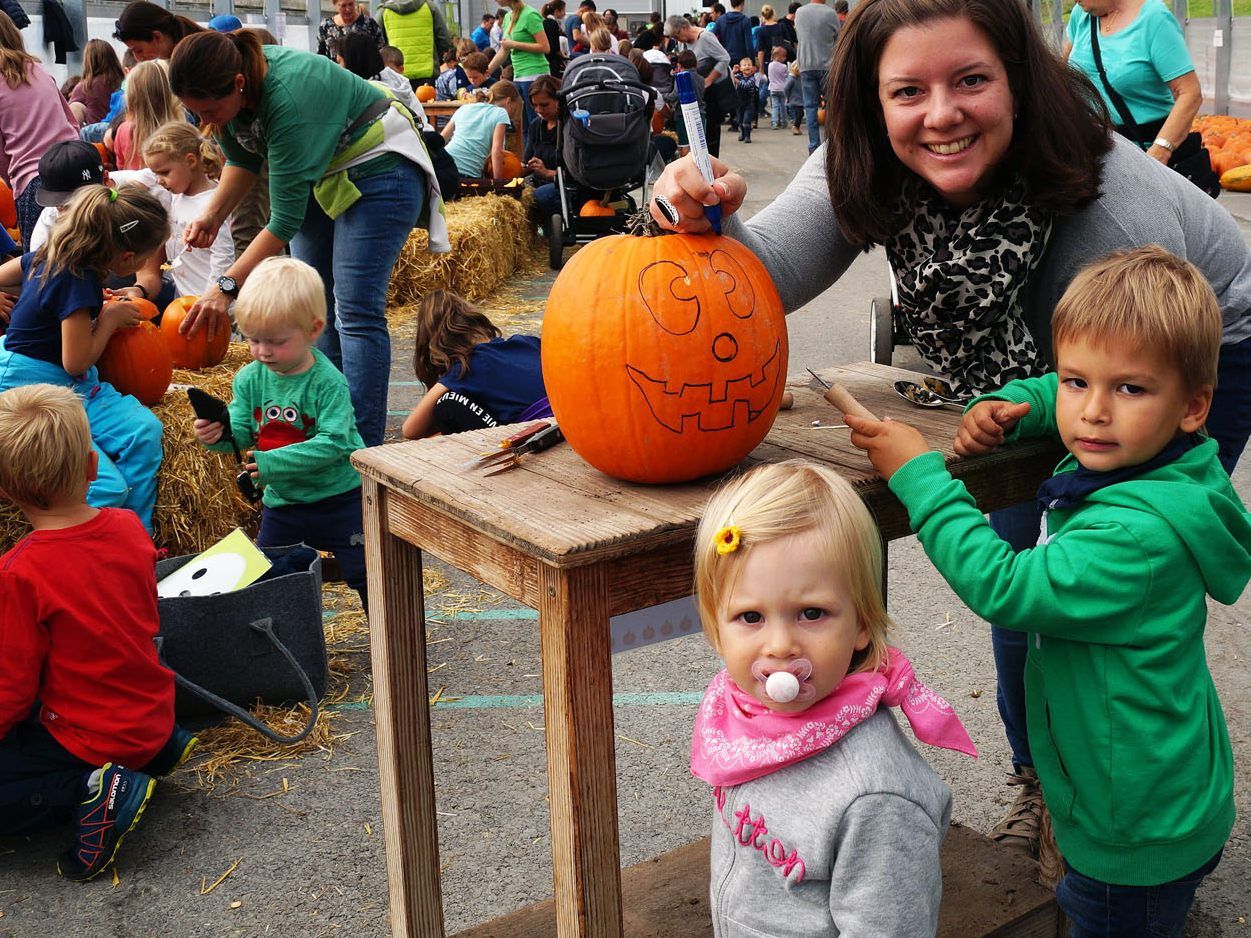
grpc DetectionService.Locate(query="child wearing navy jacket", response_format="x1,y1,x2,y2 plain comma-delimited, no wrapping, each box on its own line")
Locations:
0,384,194,882
402,289,548,438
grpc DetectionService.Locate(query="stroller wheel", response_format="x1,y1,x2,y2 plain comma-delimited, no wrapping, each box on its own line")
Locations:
548,214,565,270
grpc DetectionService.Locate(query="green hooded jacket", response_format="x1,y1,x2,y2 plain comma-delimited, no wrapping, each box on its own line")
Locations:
888,371,1251,886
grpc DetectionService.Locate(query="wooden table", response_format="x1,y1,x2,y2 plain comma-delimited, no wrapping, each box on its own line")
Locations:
421,99,524,159
352,361,1064,938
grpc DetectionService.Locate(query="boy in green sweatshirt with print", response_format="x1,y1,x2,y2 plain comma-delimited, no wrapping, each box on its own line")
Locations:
193,256,368,608
845,245,1251,937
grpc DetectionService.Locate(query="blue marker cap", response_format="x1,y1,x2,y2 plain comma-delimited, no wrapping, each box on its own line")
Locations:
675,69,697,105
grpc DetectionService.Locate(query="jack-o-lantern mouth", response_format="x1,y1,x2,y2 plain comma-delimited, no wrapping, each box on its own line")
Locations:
625,339,782,434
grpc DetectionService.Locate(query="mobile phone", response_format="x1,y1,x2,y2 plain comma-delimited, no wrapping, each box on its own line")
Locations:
187,387,231,427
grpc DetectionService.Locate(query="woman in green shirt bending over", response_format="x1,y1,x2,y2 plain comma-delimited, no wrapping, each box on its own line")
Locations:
489,0,550,142
169,30,449,446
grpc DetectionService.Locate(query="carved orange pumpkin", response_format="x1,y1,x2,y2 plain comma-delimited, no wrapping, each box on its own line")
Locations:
579,198,615,217
542,231,788,483
97,320,173,405
416,84,437,102
159,295,229,369
483,150,523,179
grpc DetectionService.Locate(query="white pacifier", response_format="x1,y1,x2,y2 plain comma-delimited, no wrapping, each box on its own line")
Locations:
764,671,800,703
751,659,815,704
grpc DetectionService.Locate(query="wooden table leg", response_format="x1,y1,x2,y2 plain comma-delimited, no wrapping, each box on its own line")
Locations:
539,563,624,938
364,480,445,937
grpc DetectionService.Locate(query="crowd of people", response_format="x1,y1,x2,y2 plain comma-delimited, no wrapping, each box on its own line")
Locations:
1,1,1249,936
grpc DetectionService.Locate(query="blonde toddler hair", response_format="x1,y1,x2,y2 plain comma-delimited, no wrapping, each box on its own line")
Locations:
143,120,224,177
694,461,891,675
0,384,92,509
234,256,327,336
1052,245,1222,392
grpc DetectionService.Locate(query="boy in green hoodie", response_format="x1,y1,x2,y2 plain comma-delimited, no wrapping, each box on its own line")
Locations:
844,245,1251,938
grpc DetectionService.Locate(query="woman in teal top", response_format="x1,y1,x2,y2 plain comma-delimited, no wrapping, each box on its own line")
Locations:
1064,0,1201,167
489,0,550,141
168,30,449,447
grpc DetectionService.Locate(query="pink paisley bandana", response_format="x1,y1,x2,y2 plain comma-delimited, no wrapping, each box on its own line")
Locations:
691,646,977,786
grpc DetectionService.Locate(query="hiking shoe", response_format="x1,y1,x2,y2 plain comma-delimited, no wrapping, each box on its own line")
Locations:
989,766,1043,858
144,724,199,776
57,764,156,882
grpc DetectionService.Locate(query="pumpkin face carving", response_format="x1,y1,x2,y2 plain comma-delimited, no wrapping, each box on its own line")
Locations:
542,232,787,484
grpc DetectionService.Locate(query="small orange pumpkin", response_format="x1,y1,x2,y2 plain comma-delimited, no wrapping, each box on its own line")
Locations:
416,84,437,102
159,295,230,369
541,230,788,484
104,295,160,321
579,198,616,217
483,150,523,179
0,178,15,230
96,320,173,405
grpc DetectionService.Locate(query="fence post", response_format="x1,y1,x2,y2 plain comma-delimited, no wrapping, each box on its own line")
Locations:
1213,0,1231,115
307,0,322,52
214,0,234,18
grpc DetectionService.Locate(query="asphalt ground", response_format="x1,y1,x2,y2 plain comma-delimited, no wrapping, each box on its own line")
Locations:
2,122,1251,938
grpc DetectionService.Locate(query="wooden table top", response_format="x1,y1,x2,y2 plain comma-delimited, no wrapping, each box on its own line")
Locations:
353,361,1063,567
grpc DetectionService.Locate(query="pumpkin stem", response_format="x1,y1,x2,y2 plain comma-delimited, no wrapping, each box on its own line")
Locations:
625,208,666,238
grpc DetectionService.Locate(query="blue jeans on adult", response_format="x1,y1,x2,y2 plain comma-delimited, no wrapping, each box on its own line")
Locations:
533,181,561,221
986,500,1042,768
1056,849,1221,938
515,78,538,145
800,69,825,154
290,158,427,447
1209,333,1251,474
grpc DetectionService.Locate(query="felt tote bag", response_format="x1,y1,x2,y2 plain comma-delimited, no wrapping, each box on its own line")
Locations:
154,544,327,744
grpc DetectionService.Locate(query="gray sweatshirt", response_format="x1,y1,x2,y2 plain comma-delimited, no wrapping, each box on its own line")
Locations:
708,710,952,938
794,2,840,73
724,135,1251,363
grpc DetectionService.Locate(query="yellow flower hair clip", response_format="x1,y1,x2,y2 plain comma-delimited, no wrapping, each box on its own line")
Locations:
714,525,741,555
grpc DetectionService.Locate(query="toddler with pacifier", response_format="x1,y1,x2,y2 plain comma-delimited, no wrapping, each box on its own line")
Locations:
691,461,977,936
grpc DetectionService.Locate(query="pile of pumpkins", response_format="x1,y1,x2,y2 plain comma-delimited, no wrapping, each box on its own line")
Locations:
97,296,230,405
1194,114,1251,191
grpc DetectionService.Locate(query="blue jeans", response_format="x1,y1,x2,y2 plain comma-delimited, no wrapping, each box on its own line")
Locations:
15,176,43,252
290,159,427,446
1056,850,1222,938
515,78,537,144
533,181,561,221
770,91,788,127
987,500,1043,768
0,341,163,531
800,69,825,154
1208,334,1251,473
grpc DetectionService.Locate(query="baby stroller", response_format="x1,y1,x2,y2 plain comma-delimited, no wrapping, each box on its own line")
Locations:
548,54,657,269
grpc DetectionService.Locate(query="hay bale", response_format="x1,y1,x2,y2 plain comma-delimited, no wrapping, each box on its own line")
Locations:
0,344,258,556
386,193,541,312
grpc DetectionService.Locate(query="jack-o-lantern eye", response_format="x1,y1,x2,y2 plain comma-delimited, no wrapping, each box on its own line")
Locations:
710,249,755,319
638,259,701,335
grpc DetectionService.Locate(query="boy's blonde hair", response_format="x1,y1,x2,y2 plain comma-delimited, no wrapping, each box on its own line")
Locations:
694,461,891,675
0,384,92,509
142,120,224,177
234,256,327,336
1052,245,1222,391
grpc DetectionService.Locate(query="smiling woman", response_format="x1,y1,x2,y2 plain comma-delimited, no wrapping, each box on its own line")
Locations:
650,0,1251,896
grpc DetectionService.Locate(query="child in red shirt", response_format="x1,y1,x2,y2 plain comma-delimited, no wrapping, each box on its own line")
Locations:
0,384,194,881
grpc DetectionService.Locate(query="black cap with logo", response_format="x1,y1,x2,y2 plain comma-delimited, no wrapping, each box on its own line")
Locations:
35,140,106,207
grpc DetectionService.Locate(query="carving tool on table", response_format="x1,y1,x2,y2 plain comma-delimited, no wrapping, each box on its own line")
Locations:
480,423,565,475
460,421,552,470
806,369,879,420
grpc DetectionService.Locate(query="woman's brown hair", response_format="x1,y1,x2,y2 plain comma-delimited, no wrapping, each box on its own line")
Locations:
825,0,1112,246
0,12,38,89
80,39,125,94
113,1,204,46
168,29,267,110
412,290,501,387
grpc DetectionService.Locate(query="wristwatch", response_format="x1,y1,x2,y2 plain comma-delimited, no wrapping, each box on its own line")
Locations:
1152,137,1174,152
216,275,239,298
